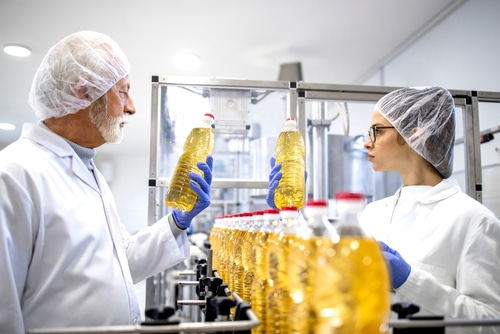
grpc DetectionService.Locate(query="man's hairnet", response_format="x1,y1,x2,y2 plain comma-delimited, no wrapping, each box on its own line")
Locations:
29,31,130,119
375,86,455,179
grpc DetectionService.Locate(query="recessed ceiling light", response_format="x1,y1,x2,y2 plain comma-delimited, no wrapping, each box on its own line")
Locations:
173,53,201,70
0,122,16,131
3,44,31,57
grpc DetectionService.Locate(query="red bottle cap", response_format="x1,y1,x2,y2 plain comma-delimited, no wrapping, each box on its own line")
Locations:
306,199,328,207
335,192,365,200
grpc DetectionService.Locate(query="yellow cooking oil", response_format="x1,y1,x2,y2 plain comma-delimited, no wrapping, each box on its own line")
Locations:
242,211,262,304
251,209,278,334
232,214,247,298
288,235,318,333
208,222,221,275
288,199,329,333
225,215,239,290
313,236,390,334
165,113,214,212
266,207,298,334
274,117,305,210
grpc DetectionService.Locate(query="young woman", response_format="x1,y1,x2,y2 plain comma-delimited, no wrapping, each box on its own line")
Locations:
360,87,500,334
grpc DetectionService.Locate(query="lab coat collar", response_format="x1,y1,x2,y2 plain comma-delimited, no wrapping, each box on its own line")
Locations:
398,178,461,205
21,123,100,193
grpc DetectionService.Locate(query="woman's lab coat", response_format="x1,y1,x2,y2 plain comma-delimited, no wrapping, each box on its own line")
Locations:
360,179,500,333
0,123,190,333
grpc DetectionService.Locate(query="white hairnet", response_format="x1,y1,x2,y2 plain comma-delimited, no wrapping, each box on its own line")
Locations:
375,86,455,179
29,31,130,119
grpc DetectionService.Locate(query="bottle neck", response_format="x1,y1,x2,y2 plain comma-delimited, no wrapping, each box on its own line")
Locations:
279,210,299,234
336,211,365,237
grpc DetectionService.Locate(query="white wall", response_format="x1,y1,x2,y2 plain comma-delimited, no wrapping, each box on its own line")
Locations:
364,0,500,217
364,0,500,91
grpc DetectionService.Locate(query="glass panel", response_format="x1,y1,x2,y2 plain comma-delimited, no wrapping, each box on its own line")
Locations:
478,102,500,217
155,82,290,222
304,99,401,205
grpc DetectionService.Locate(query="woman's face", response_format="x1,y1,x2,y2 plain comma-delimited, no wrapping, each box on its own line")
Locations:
364,111,412,173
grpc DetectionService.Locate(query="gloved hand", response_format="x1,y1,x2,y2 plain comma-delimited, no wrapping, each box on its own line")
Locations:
265,156,308,209
265,157,282,209
172,156,213,229
379,241,411,289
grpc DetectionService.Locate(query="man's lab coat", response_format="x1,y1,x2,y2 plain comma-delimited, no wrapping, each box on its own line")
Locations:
0,123,190,333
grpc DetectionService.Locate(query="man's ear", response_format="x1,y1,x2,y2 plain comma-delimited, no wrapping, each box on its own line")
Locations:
74,79,91,100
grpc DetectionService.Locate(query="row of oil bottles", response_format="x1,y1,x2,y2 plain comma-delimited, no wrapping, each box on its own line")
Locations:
209,193,391,334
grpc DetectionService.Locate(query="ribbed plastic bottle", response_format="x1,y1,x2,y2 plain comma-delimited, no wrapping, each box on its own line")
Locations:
274,117,305,210
209,216,223,275
218,215,233,282
251,208,278,334
230,214,244,295
243,210,262,304
234,212,252,299
165,112,215,211
288,199,330,333
266,206,299,333
314,192,391,334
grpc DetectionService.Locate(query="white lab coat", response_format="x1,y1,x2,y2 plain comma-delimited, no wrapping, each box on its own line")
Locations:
0,123,190,333
359,179,500,334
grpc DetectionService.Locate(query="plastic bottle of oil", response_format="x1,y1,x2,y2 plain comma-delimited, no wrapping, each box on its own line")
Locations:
266,206,299,333
251,208,278,334
230,214,244,296
165,112,215,211
243,210,262,304
274,117,305,210
223,214,238,288
288,199,330,333
314,192,391,334
209,216,223,275
234,212,252,299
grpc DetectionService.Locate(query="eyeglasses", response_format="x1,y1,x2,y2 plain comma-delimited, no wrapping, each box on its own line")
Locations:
368,125,395,143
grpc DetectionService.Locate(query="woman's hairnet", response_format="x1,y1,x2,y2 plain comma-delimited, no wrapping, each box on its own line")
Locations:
29,31,130,119
375,86,455,179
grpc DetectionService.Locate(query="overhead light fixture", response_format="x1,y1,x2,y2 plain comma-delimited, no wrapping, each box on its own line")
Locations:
0,122,16,131
173,53,201,70
3,44,31,57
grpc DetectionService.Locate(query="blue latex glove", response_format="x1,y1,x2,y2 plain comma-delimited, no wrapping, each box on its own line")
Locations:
265,156,308,209
265,157,282,209
379,241,411,289
172,156,213,229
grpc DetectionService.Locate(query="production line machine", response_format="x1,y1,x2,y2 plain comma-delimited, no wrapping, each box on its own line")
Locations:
144,76,500,333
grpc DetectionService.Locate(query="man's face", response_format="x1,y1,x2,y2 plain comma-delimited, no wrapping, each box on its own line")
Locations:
90,76,135,144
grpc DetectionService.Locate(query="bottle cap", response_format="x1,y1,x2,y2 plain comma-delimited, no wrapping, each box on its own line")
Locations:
285,117,297,127
306,199,328,207
335,192,364,200
304,199,328,218
335,192,365,215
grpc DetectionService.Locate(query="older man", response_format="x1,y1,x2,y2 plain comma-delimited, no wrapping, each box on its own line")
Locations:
0,31,212,333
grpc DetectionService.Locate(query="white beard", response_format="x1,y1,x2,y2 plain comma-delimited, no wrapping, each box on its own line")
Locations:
97,114,126,144
90,96,128,144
